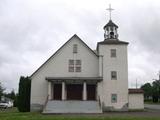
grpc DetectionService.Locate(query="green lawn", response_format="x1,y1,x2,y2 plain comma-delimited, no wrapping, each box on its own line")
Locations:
145,101,160,104
0,108,160,120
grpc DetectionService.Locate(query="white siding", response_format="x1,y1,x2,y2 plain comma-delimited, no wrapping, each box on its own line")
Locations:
30,36,99,106
129,94,144,109
98,44,128,109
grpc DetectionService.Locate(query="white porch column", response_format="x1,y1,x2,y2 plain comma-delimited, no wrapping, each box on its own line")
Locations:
83,81,87,100
48,82,51,100
62,81,66,100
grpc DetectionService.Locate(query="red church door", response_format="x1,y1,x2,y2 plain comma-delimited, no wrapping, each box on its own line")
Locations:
67,84,83,100
53,84,62,100
87,84,96,100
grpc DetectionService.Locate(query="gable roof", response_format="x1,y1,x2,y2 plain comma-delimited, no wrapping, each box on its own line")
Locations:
129,89,144,94
30,34,98,78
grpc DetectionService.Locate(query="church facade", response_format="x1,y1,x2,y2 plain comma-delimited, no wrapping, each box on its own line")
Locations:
30,17,144,113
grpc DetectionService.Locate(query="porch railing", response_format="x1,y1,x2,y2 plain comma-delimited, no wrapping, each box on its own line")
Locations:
43,95,49,110
98,96,101,109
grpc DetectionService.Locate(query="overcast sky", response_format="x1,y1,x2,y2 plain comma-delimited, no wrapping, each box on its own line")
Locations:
0,0,160,92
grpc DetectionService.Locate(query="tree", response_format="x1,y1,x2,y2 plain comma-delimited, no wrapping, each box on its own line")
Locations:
152,80,160,103
13,93,18,107
141,83,152,100
4,90,17,107
5,90,16,99
141,71,160,103
0,82,5,100
141,80,160,103
17,76,31,112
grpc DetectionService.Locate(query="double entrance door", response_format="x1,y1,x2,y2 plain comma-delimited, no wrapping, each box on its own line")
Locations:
53,83,96,100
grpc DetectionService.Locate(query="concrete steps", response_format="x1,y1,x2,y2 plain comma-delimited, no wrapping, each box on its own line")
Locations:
43,100,102,114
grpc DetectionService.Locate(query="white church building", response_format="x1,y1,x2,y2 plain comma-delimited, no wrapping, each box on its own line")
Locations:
30,10,144,113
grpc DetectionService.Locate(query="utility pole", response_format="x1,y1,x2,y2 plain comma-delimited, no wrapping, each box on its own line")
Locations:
158,71,160,81
136,78,138,89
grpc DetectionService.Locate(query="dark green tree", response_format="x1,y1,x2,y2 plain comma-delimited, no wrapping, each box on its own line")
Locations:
152,80,160,103
5,90,16,99
141,71,160,103
0,82,5,100
4,90,17,107
141,83,152,100
17,76,31,112
13,93,18,107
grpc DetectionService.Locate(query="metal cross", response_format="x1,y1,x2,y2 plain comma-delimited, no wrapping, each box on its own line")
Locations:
106,4,114,20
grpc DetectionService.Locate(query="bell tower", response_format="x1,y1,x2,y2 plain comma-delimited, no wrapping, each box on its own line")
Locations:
104,20,118,39
97,4,129,111
104,4,119,40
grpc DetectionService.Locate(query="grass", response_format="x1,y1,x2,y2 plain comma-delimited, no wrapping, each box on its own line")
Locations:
145,101,160,104
0,107,160,120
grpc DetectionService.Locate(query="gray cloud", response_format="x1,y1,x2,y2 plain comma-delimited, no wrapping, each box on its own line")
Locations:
0,0,160,92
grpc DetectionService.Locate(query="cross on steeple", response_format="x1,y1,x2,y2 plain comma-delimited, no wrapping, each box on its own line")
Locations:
103,4,118,40
106,4,114,20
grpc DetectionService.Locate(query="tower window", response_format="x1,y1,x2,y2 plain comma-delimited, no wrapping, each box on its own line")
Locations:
111,71,117,80
73,44,78,53
111,94,117,103
111,49,116,57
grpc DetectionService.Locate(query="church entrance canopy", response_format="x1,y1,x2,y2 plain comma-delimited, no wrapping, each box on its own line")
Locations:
46,77,102,101
46,77,102,83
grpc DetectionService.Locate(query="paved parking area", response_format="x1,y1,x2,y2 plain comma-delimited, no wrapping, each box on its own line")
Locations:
58,105,160,117
145,104,160,110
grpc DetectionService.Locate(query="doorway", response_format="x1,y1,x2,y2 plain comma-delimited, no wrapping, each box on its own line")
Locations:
53,84,62,100
67,84,83,100
87,84,96,100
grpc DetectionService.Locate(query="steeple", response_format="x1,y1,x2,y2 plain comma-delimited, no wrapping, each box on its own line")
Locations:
104,4,119,40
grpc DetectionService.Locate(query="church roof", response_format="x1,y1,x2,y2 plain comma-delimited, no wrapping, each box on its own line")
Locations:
96,39,129,52
103,20,118,29
98,39,129,45
30,34,98,78
129,89,144,94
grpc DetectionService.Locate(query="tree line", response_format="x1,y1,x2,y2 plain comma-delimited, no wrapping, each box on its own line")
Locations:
141,74,160,103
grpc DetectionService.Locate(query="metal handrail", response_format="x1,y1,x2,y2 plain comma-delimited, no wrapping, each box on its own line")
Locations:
43,95,49,110
98,96,101,109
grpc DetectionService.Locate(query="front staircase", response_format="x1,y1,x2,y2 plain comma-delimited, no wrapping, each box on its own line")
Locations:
42,100,102,114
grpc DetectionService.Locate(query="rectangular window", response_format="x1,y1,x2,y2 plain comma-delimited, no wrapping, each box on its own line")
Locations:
69,59,74,65
111,49,116,57
75,60,81,72
111,94,117,103
68,59,81,72
111,71,117,80
73,44,78,53
69,60,74,72
76,60,81,65
76,66,81,72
